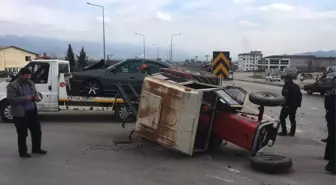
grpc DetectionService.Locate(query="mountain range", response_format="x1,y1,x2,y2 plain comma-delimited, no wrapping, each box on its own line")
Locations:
0,35,189,61
0,35,335,60
295,50,336,57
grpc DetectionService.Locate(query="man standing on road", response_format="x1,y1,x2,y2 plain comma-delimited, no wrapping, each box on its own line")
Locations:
278,76,302,136
324,79,335,174
7,68,47,158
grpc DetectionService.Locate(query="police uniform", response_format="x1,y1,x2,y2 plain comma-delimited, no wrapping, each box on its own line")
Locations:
279,79,302,136
324,86,335,174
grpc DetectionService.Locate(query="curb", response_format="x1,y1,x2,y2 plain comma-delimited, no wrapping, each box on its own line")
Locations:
235,79,305,89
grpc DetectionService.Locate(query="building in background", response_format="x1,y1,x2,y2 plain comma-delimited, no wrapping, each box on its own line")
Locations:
0,46,39,73
237,51,263,71
258,55,336,72
231,61,238,71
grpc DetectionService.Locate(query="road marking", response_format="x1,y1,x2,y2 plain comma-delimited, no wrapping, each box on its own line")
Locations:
206,175,234,183
313,138,325,145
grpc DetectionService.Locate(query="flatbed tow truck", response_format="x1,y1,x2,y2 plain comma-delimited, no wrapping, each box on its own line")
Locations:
0,59,131,123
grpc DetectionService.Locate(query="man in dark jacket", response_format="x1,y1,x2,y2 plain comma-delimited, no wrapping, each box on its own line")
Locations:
324,78,335,174
7,68,47,158
278,76,302,136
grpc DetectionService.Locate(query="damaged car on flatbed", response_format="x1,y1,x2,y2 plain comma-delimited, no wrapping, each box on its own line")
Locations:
131,67,292,174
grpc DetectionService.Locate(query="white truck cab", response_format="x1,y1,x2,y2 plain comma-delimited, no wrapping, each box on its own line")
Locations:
0,59,126,123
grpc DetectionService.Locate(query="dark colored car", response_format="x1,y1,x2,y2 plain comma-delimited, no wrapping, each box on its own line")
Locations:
303,77,334,95
69,58,172,96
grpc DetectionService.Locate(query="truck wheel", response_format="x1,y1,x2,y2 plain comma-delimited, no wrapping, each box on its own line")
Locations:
249,154,292,173
115,104,133,122
307,90,313,95
320,91,326,96
249,92,285,107
0,100,13,123
84,79,102,96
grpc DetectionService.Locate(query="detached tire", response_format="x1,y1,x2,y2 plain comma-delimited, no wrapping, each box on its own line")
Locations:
249,92,285,107
249,155,292,173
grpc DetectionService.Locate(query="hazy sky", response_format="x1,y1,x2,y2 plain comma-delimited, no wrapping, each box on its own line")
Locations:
1,0,336,60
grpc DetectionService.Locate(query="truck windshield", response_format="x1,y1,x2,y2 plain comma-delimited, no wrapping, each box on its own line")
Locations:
215,89,241,106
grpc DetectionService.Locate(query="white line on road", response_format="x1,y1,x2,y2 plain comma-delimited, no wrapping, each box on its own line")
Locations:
313,138,325,145
206,175,234,183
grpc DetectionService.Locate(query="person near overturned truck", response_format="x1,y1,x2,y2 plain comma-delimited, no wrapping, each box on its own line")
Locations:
6,68,47,158
278,75,302,136
324,78,335,174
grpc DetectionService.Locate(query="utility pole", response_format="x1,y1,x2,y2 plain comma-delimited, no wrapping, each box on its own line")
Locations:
87,2,106,61
170,33,181,62
135,33,145,58
152,44,159,59
205,55,210,62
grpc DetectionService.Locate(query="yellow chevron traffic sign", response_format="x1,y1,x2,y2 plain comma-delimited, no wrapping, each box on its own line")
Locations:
212,51,231,79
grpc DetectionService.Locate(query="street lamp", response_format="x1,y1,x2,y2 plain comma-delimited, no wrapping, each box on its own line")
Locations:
135,33,145,59
170,33,181,61
168,44,176,62
87,2,106,61
152,44,159,59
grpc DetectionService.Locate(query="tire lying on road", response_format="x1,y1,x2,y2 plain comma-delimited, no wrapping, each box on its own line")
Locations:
249,92,285,107
249,154,293,173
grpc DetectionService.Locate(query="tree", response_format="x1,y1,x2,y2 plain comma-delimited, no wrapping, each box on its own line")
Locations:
77,47,88,70
65,44,75,72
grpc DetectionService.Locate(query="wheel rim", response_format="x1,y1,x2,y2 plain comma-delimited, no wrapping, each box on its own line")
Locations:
85,81,99,95
257,92,276,99
4,105,13,120
118,106,131,120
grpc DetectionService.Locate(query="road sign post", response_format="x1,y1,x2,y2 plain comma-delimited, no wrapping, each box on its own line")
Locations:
211,51,231,84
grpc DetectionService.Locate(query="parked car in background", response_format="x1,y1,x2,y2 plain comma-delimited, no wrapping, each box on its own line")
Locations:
229,71,234,81
265,74,281,82
303,77,334,95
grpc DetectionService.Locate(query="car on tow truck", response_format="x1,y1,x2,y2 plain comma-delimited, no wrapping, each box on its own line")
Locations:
132,68,292,173
69,59,172,97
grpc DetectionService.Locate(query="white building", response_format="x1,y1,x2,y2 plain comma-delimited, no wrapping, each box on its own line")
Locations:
258,56,290,71
237,51,262,71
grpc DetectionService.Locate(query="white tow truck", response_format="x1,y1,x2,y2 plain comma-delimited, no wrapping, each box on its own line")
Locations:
0,59,129,123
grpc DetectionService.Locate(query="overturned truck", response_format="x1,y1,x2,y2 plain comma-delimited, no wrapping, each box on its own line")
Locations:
130,68,292,173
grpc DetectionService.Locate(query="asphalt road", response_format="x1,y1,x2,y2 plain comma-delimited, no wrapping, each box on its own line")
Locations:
0,81,334,185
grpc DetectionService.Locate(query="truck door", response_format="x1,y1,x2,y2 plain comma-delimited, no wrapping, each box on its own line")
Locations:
24,62,52,111
106,59,143,94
